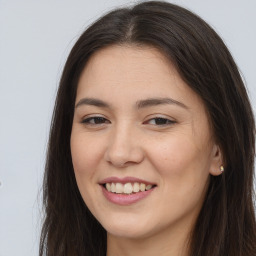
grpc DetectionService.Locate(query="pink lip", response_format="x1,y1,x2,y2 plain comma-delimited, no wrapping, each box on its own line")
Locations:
101,186,155,205
99,176,155,185
99,176,156,206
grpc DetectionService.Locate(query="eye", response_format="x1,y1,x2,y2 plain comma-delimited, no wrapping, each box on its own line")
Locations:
145,117,176,126
81,116,110,125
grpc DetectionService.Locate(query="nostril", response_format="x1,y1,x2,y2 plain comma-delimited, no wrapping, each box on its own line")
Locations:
104,139,144,167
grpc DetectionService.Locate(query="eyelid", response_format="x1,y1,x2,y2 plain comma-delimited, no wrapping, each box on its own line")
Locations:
81,115,111,125
143,115,177,126
80,114,176,126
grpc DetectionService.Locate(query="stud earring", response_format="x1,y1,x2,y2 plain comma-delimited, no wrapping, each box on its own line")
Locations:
220,165,224,172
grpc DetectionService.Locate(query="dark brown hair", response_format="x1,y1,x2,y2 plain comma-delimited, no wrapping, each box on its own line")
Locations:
40,1,256,255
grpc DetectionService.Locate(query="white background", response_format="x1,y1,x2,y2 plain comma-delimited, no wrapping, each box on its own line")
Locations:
0,0,255,255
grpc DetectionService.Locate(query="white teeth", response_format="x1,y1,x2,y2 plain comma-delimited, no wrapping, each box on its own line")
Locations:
133,182,140,192
110,183,116,193
124,183,133,194
106,183,111,192
105,182,154,194
146,184,153,191
140,183,146,192
115,183,123,194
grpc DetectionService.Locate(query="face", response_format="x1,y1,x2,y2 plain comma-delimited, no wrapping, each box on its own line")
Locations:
70,45,222,240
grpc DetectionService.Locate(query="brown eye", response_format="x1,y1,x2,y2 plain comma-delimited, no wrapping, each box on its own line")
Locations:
82,116,110,125
146,117,176,126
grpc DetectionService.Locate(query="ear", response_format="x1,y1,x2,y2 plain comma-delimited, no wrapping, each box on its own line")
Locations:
209,144,224,176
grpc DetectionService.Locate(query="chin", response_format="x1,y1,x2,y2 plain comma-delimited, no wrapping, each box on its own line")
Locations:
107,228,150,240
103,218,152,239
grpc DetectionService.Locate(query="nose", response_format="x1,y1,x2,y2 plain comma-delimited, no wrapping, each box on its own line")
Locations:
104,124,144,168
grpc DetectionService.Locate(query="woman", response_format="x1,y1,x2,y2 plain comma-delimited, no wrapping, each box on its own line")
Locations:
40,1,256,255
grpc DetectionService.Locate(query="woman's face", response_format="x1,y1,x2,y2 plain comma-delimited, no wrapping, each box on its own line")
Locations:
71,45,222,240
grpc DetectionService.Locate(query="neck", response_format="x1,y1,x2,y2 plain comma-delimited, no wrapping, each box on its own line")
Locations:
106,223,191,256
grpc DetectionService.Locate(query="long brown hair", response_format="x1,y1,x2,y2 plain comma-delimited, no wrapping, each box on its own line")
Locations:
40,1,256,255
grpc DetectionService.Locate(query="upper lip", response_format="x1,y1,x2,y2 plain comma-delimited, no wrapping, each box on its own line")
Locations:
99,176,156,186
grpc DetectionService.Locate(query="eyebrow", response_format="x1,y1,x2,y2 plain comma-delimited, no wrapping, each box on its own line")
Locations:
75,98,110,108
75,97,188,110
136,97,188,109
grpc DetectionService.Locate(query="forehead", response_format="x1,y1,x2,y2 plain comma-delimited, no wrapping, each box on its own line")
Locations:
75,45,213,142
78,45,174,87
76,45,204,111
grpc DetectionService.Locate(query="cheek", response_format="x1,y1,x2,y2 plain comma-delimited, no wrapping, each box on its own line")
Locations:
148,134,211,189
149,136,198,171
70,133,104,175
70,132,106,210
148,135,211,217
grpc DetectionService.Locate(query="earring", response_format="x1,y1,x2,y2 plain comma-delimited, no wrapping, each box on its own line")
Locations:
220,165,224,172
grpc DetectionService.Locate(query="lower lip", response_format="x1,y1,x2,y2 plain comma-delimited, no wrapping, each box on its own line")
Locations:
101,186,155,205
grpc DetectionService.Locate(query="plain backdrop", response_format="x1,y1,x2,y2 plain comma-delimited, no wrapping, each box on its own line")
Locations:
0,0,255,255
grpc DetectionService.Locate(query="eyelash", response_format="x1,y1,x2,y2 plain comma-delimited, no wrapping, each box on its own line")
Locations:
81,116,110,125
144,117,176,126
81,116,176,126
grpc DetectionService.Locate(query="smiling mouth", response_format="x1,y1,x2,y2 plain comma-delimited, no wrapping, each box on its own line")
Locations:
103,182,157,194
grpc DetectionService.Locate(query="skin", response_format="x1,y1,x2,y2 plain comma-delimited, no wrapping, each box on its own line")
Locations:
70,45,223,256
